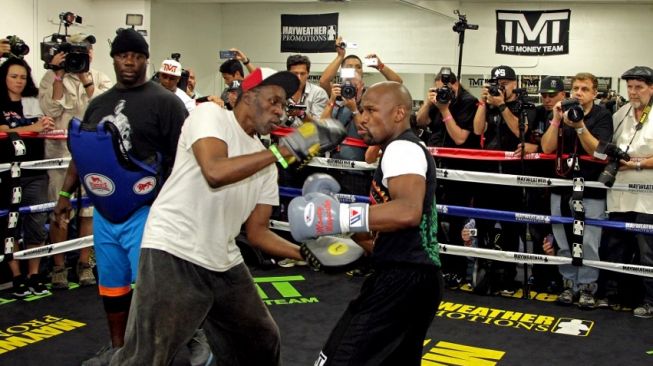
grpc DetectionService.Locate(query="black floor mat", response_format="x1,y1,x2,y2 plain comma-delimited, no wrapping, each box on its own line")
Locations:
0,266,651,365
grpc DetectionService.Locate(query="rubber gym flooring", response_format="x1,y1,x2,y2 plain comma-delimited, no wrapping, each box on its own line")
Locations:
1,265,652,366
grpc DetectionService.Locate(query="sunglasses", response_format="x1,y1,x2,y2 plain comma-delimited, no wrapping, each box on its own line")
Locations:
540,92,561,98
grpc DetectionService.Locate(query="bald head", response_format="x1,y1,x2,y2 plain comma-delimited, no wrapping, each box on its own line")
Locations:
359,81,414,145
365,81,412,121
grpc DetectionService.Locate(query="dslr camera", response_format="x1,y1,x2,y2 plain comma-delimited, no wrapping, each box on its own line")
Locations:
560,98,584,123
40,11,91,73
3,35,30,58
487,78,504,97
338,68,357,100
434,67,455,104
594,140,630,187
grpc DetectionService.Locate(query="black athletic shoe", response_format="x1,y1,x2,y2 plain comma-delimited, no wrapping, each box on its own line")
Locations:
28,274,51,296
12,275,31,298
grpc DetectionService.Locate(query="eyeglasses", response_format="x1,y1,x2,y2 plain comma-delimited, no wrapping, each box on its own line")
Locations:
540,92,561,98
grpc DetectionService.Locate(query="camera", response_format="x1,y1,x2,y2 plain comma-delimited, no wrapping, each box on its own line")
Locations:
170,53,190,92
560,98,584,123
40,39,91,73
594,140,630,187
435,67,455,104
487,78,504,97
338,68,357,101
4,35,30,57
40,11,90,73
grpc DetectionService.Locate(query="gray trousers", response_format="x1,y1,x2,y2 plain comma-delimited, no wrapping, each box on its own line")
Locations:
111,248,280,366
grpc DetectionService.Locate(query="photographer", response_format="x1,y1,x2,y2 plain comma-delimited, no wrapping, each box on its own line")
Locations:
415,67,479,287
38,33,112,289
601,66,653,318
318,36,402,97
284,54,328,127
321,72,366,163
540,72,613,309
470,65,526,295
219,48,255,109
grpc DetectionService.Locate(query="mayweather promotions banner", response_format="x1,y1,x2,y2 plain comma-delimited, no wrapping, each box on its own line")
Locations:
281,13,339,53
496,9,570,56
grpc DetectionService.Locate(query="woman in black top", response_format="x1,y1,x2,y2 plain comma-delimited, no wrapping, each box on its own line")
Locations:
0,57,55,297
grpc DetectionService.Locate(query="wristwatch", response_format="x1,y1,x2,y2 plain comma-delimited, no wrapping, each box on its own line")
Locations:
575,127,585,135
498,104,507,113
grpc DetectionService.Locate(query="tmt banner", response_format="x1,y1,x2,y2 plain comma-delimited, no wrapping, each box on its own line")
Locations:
496,10,571,56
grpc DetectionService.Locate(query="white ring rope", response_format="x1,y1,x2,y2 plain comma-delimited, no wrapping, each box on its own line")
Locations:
268,219,653,279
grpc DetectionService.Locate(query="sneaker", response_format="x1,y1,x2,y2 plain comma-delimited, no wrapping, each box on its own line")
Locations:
444,273,463,289
633,303,653,319
557,288,575,305
578,290,596,309
277,258,307,268
51,265,69,289
577,283,597,310
12,275,31,298
81,345,118,366
77,262,97,286
28,274,51,296
595,298,610,309
188,329,213,366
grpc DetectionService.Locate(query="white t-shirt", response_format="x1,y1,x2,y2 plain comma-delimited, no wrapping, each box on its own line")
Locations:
141,103,279,271
175,87,196,113
607,103,653,214
380,139,428,187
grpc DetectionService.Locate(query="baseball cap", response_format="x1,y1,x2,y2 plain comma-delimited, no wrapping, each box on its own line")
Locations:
491,65,516,80
539,76,564,93
241,67,299,97
68,33,96,45
621,66,653,84
228,80,241,91
159,60,182,77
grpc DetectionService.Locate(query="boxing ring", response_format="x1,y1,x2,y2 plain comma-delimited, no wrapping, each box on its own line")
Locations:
1,131,652,365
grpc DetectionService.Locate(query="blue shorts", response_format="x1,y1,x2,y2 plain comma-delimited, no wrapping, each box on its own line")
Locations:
93,206,150,297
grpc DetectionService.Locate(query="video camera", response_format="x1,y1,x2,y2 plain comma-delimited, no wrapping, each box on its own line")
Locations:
452,10,479,33
560,98,584,123
434,67,455,104
40,11,91,73
594,140,630,187
3,35,30,58
170,53,190,93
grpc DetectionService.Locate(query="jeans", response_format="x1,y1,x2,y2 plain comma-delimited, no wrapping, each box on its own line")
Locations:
551,193,606,291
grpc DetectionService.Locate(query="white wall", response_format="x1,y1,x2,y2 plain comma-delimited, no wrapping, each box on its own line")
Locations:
4,0,652,98
2,0,151,84
150,0,653,97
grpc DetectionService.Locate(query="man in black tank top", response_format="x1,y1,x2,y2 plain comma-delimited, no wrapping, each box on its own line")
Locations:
315,81,443,366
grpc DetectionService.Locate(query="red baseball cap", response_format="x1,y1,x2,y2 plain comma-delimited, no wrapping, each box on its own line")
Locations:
241,67,299,97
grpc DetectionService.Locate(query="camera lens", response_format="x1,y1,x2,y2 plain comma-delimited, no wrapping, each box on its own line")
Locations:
598,161,620,187
66,53,89,73
341,81,357,99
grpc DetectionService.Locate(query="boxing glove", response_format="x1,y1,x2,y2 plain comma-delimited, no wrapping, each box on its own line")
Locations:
316,118,347,153
288,192,369,242
302,173,341,196
278,119,347,166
